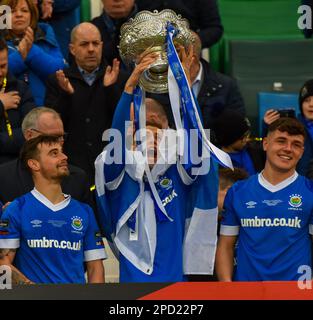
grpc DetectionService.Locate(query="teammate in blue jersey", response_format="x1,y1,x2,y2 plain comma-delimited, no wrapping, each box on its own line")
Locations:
0,135,106,284
95,50,219,282
216,117,313,281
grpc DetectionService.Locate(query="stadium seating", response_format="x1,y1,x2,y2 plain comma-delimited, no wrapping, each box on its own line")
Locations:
211,0,303,72
228,39,313,134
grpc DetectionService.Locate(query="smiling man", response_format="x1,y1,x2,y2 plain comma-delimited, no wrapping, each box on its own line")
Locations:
0,135,106,284
216,117,313,281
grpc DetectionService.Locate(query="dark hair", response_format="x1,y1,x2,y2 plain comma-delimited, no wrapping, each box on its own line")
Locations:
219,168,249,189
299,79,313,115
20,135,62,171
268,117,306,139
0,37,8,52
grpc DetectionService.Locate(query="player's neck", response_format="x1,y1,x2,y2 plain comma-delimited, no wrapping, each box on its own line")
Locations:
34,181,65,205
262,164,296,185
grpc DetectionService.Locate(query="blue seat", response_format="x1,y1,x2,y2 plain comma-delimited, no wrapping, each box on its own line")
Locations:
258,92,299,136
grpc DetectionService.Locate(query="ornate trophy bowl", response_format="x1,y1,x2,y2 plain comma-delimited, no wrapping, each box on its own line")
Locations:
119,9,194,93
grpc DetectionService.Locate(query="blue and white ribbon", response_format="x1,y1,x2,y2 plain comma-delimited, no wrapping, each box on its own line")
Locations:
166,23,233,169
133,86,173,224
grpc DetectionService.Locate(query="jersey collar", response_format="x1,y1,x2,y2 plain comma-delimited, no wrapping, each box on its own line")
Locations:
31,188,71,212
258,171,298,193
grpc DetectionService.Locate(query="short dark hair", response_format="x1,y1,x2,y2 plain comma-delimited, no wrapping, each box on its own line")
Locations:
219,168,249,189
268,117,306,139
0,37,8,52
20,135,62,171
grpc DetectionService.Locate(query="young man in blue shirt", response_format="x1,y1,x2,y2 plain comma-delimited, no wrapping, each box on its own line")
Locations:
216,117,313,281
0,135,106,284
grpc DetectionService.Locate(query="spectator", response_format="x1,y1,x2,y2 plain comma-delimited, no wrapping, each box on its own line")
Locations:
0,135,106,284
216,117,313,281
190,32,245,130
213,110,265,176
264,79,313,176
45,22,121,185
150,32,245,130
91,0,137,66
0,107,94,210
0,37,36,164
136,0,223,48
2,0,65,106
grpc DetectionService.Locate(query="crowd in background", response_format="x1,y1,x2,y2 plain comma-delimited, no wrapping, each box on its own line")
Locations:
0,0,313,284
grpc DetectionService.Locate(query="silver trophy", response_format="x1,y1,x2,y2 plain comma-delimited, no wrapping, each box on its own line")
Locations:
119,9,194,93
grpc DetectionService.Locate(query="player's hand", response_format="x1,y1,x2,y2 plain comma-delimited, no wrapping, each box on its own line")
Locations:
2,201,11,211
18,27,34,60
124,51,158,94
264,109,280,125
103,58,120,87
56,70,74,94
176,44,194,86
0,91,21,110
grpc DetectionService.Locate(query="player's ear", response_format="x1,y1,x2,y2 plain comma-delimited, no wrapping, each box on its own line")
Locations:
27,159,40,172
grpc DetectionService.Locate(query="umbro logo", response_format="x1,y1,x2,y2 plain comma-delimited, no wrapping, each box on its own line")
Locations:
246,201,257,209
31,220,42,228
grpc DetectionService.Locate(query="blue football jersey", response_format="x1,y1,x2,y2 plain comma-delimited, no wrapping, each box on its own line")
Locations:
119,165,186,282
0,189,106,283
220,172,313,281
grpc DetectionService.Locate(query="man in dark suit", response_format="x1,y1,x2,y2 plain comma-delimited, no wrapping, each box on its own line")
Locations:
0,107,93,209
189,32,245,131
45,23,121,186
150,32,245,134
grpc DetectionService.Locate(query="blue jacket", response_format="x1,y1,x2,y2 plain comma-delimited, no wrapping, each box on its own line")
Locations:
7,22,65,106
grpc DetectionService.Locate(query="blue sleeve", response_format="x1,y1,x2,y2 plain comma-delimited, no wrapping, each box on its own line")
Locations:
220,187,240,236
103,92,133,182
25,43,65,80
83,205,107,262
0,201,21,249
7,49,28,75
